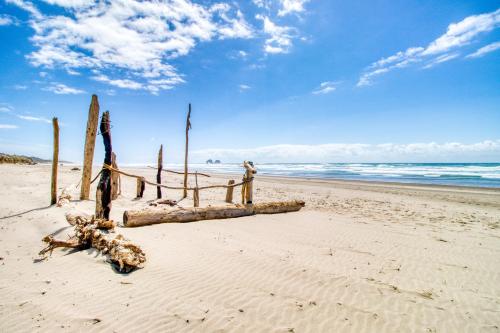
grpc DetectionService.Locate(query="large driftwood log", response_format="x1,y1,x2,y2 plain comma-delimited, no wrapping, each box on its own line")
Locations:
123,200,305,227
80,95,100,200
50,117,59,205
40,214,145,273
95,111,113,219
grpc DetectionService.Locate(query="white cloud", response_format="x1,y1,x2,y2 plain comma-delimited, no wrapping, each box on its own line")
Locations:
239,84,251,91
278,0,309,17
422,53,460,69
0,14,19,26
43,83,85,94
312,81,338,95
0,124,18,129
466,41,500,58
0,105,14,113
5,0,41,18
192,140,500,163
358,9,500,86
256,14,295,54
9,0,254,94
17,115,52,123
13,84,28,90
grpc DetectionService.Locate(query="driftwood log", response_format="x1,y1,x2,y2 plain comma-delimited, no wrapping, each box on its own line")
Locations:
50,117,59,205
80,95,100,200
40,214,146,272
123,200,305,227
95,111,113,219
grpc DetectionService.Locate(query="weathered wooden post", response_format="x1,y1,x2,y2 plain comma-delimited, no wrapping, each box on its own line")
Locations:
225,180,235,203
111,152,119,200
157,144,163,199
95,111,112,219
80,95,100,200
243,161,256,205
193,172,199,207
183,103,191,198
50,117,59,205
136,177,145,198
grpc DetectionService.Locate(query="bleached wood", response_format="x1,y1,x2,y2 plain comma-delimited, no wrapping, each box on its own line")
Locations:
50,117,59,205
123,200,305,227
80,95,100,200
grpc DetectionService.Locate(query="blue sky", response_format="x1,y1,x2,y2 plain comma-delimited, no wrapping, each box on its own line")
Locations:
0,0,499,163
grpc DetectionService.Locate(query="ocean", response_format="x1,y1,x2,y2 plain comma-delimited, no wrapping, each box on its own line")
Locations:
160,163,500,188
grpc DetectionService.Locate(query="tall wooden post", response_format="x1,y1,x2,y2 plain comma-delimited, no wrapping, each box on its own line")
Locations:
183,103,191,198
50,117,59,205
243,161,256,205
111,152,119,200
80,95,100,200
95,111,112,219
157,144,163,199
225,179,235,203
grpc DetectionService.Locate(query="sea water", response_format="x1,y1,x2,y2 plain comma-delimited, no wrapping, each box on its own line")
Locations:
160,163,500,188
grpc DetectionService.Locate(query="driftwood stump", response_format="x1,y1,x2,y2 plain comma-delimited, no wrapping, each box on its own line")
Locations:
95,111,112,219
136,177,145,198
80,95,100,200
225,179,235,203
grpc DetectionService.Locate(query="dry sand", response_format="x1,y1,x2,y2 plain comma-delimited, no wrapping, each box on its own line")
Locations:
1,163,499,332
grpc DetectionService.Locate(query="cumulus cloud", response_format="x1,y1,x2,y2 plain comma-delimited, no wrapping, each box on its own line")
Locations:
312,81,338,94
8,0,254,94
192,140,500,163
358,9,500,86
256,14,295,54
278,0,309,17
466,41,500,58
43,83,85,94
0,124,18,129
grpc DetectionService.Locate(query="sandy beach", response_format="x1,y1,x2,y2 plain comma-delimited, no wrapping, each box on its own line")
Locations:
1,163,499,332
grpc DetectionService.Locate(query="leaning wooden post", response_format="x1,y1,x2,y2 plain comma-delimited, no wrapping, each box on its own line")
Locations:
50,117,59,205
193,172,199,207
225,180,235,203
136,177,145,198
95,111,112,219
157,144,163,199
183,103,192,198
111,152,119,200
243,161,257,205
80,95,100,200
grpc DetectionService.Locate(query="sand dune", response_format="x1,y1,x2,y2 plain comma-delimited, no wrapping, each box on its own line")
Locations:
0,164,499,332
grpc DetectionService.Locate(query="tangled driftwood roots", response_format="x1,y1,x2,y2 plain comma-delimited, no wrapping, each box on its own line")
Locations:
40,214,145,273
